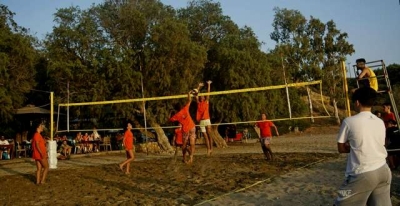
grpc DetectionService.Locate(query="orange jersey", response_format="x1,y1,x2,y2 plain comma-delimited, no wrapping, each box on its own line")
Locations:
256,121,274,138
383,113,396,128
31,132,47,160
174,128,183,145
123,130,134,150
169,103,195,133
196,101,210,121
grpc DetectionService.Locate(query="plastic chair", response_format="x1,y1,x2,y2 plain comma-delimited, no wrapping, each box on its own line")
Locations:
99,136,112,152
72,140,82,154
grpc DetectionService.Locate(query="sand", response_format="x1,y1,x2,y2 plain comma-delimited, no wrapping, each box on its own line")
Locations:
0,126,399,206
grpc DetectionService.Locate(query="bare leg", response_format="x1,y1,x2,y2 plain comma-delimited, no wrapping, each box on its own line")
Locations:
264,143,274,161
182,138,189,163
174,147,178,159
188,136,195,164
203,132,211,155
38,158,49,184
261,145,269,159
119,150,134,174
260,139,269,159
206,125,213,154
35,160,42,184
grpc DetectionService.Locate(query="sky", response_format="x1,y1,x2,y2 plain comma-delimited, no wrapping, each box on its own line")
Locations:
2,0,400,71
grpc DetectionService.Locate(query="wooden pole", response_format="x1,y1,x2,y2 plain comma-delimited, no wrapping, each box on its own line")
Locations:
341,61,351,117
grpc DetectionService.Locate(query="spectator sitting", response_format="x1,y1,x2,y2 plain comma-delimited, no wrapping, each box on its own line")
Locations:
82,133,93,152
57,153,68,160
386,119,400,170
92,126,101,140
61,135,68,141
0,135,10,160
242,128,249,143
59,140,72,159
74,132,83,153
54,134,61,142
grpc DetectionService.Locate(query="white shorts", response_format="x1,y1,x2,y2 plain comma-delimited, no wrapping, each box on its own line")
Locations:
199,119,211,132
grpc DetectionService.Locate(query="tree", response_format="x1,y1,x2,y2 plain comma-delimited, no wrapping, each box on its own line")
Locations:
178,1,288,147
270,8,354,124
45,0,207,152
0,5,38,124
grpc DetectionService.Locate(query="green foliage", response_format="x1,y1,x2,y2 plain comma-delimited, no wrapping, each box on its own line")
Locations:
1,1,367,134
270,8,354,104
0,4,38,123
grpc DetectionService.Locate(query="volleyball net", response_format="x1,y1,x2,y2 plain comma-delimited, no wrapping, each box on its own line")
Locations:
55,80,332,134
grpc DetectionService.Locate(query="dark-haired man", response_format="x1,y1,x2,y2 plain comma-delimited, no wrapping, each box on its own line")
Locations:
383,102,396,128
334,87,391,205
355,58,378,91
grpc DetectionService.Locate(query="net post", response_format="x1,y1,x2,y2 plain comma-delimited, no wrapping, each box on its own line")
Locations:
280,54,292,119
341,61,351,117
50,92,54,141
56,105,60,135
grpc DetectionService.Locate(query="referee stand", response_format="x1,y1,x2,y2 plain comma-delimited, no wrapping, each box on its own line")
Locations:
353,60,400,153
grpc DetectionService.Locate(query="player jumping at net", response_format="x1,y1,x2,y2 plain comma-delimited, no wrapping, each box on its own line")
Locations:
172,123,190,160
196,80,213,156
169,91,197,164
119,122,135,175
255,113,280,161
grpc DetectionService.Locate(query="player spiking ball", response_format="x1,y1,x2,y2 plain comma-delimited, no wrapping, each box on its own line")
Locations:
196,80,213,156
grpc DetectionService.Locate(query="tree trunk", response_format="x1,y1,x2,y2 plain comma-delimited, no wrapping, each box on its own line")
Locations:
307,86,314,123
333,98,340,125
147,117,174,153
210,119,227,148
133,120,155,138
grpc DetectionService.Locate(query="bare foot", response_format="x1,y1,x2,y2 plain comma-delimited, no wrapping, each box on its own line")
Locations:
187,156,193,164
125,172,131,175
119,164,124,172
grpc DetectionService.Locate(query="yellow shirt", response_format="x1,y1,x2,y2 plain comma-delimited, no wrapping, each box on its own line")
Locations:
368,68,378,91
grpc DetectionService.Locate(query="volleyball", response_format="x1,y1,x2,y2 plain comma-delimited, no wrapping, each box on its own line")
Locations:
191,89,199,95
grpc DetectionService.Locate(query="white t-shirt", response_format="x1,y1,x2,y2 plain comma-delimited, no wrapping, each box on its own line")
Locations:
0,139,9,145
337,111,387,176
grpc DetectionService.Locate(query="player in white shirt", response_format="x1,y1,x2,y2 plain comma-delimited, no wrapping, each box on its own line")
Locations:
334,87,391,206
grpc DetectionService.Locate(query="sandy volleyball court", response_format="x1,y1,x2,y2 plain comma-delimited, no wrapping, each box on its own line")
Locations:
0,127,399,206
